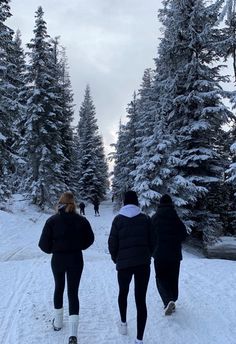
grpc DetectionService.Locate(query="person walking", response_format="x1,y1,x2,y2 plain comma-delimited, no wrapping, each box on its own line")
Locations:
151,194,187,316
78,201,86,215
38,191,94,344
108,190,154,344
93,197,100,216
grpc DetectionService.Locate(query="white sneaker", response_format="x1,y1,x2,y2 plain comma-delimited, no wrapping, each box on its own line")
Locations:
118,321,127,335
134,339,143,344
164,301,175,315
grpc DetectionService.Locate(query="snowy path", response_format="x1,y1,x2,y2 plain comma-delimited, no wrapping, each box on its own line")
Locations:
0,197,236,344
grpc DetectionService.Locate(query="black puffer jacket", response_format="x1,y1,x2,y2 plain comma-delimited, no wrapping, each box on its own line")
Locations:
108,209,155,270
151,204,187,261
38,209,94,254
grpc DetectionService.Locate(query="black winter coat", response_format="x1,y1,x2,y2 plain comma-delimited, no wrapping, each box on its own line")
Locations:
151,204,187,262
108,213,155,270
38,210,94,254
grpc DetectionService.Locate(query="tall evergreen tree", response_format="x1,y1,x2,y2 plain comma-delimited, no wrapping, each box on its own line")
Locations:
23,7,68,207
124,91,140,188
111,121,130,209
132,68,165,212
111,92,141,208
10,29,27,190
76,85,108,202
219,0,236,235
0,0,16,202
220,0,236,80
154,0,231,242
51,40,75,192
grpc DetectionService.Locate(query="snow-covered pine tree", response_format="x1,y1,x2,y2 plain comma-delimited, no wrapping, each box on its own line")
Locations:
0,0,17,203
111,121,130,210
220,0,236,235
51,40,75,192
10,29,27,190
94,134,109,199
75,85,108,203
156,0,231,242
219,0,236,80
23,7,68,207
124,92,140,187
132,68,165,212
111,91,141,208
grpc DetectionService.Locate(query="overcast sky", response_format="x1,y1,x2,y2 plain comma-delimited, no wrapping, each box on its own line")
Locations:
8,0,163,153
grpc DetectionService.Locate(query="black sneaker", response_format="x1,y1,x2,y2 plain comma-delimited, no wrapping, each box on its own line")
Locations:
69,336,77,344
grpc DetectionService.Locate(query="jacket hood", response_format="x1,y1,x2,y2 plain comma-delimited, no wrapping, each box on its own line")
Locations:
155,204,177,219
119,204,141,218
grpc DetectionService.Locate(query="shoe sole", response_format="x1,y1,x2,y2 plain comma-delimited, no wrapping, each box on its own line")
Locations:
164,301,175,316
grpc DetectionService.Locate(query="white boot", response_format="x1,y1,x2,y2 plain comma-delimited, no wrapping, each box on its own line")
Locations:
52,308,63,331
118,321,128,335
69,315,79,338
134,339,143,344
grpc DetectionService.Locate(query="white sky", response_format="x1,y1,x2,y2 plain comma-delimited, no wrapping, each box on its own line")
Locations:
8,0,163,153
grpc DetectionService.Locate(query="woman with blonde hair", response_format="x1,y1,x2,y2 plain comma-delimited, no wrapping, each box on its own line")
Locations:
39,191,94,344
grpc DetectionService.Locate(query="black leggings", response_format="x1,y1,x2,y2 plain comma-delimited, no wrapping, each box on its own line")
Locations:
118,264,150,341
154,260,180,307
51,253,83,315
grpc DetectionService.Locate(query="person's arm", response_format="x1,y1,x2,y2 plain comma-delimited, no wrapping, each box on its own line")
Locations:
177,216,188,242
81,218,95,250
150,214,158,257
38,219,53,254
147,216,156,255
108,218,119,263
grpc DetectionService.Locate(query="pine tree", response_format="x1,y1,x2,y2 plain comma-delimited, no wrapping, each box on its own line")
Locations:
76,85,108,202
219,0,236,80
111,121,130,209
124,92,140,188
219,0,236,235
10,30,27,190
95,134,109,199
51,40,75,192
0,0,16,202
155,0,231,242
111,92,141,208
132,68,165,212
23,7,68,207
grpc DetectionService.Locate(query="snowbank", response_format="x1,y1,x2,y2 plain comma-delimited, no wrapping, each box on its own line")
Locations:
206,236,236,260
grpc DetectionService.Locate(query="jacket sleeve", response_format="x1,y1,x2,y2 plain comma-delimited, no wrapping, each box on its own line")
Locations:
38,219,53,254
81,218,94,250
177,217,188,242
108,218,119,263
150,214,158,256
147,216,156,256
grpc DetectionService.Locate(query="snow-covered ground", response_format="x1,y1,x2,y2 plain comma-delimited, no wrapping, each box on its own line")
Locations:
1,195,236,344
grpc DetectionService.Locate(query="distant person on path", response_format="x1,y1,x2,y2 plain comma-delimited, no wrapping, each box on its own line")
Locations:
78,201,85,215
93,197,100,216
108,190,154,344
38,191,94,344
151,194,187,316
